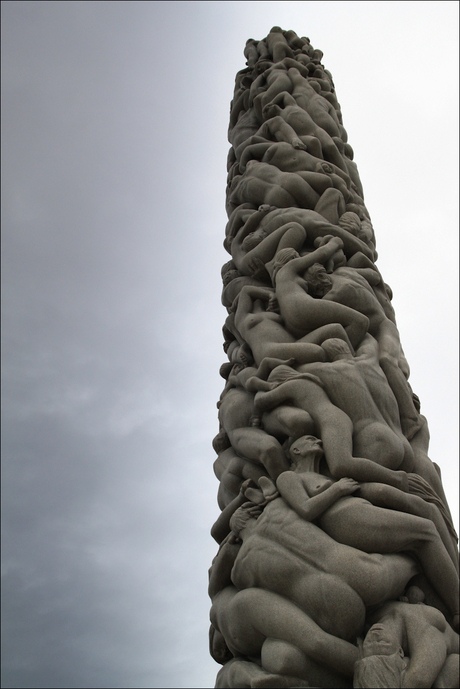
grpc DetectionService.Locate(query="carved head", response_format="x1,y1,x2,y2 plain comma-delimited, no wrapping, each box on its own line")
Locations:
289,435,324,463
209,625,233,665
354,627,406,688
362,624,402,658
212,430,231,455
242,231,264,252
272,247,299,282
305,263,333,297
262,103,281,120
229,503,258,538
321,338,353,362
338,211,361,236
221,260,241,287
353,652,407,688
254,60,271,75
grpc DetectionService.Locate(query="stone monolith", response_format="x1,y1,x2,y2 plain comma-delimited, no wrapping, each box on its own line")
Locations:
209,27,459,689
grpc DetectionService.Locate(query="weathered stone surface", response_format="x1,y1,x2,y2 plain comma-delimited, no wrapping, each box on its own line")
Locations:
209,27,459,688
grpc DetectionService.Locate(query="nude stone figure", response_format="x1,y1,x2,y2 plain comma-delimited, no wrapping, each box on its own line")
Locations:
212,29,458,688
215,657,310,688
284,67,347,140
251,365,409,490
275,435,459,616
355,597,459,687
300,336,456,545
272,236,370,349
229,498,419,644
209,529,358,685
248,57,310,119
211,585,357,683
296,336,414,471
213,445,267,509
304,261,422,438
238,140,354,204
232,282,353,366
224,359,316,443
264,26,295,62
229,218,306,281
256,206,375,259
227,160,334,214
217,384,290,480
261,96,349,173
225,204,375,261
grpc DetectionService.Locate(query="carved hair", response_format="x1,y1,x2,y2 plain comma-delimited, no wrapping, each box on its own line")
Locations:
338,212,361,236
321,337,352,361
221,260,236,278
212,430,231,454
242,231,264,252
229,505,254,537
222,269,241,287
272,247,299,281
353,652,407,688
305,263,331,297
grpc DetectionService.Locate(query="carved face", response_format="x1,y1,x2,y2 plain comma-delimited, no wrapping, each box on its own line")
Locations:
291,435,324,460
362,624,401,658
306,265,332,297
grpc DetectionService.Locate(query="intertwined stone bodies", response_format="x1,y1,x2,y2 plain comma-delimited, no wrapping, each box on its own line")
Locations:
210,27,459,689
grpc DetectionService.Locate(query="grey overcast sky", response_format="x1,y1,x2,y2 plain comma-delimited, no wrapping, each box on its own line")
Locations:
1,1,458,687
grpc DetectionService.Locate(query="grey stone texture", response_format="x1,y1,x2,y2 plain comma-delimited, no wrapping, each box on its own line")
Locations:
210,27,459,688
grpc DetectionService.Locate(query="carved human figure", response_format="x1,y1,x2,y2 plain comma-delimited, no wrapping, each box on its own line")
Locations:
225,359,316,442
272,236,370,349
211,585,358,683
251,365,410,490
238,141,354,205
215,657,310,689
296,336,414,470
234,112,324,163
243,38,270,69
217,384,290,479
227,160,334,214
232,283,355,366
248,57,310,119
225,204,375,260
224,204,274,252
229,498,419,644
304,336,457,547
261,97,349,172
213,445,267,509
265,26,295,62
212,29,458,688
257,206,375,259
275,435,459,612
354,597,459,687
208,530,358,683
284,67,346,140
215,638,356,689
304,261,422,438
229,219,306,280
